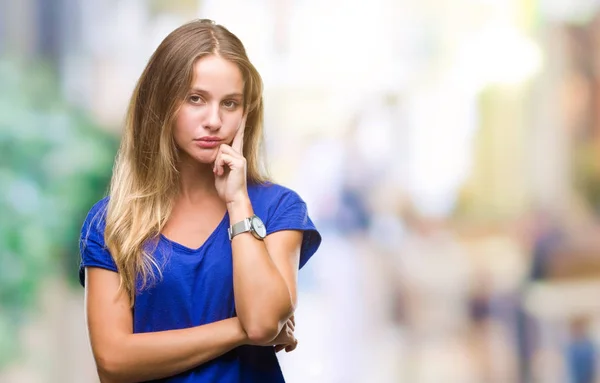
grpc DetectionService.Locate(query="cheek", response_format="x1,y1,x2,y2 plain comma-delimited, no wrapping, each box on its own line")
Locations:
223,115,243,141
174,108,196,140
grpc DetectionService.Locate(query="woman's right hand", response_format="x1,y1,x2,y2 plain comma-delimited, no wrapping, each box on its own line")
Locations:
270,316,298,353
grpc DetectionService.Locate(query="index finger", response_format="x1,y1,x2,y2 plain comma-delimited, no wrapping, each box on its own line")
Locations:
232,114,247,154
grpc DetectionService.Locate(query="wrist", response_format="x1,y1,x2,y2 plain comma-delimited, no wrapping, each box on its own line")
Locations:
233,318,250,347
227,197,253,223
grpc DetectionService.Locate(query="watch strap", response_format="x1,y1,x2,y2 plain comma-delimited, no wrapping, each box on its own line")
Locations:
228,218,251,240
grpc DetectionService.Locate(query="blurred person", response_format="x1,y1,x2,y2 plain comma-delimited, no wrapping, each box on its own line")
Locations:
467,271,502,383
566,316,597,383
516,210,565,383
78,19,321,383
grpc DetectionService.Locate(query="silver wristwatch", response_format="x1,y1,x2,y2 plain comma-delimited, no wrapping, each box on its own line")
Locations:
228,215,267,240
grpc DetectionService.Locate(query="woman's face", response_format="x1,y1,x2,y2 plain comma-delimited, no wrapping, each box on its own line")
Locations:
174,54,245,165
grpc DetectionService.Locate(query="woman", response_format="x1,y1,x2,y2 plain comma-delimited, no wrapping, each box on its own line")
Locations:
79,19,321,382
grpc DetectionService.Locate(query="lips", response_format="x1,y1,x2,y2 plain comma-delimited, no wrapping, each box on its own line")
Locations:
194,137,222,149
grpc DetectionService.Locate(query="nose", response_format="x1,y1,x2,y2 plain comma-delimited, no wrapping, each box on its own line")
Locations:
203,103,222,131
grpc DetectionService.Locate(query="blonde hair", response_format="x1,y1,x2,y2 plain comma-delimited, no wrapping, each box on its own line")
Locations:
105,19,268,304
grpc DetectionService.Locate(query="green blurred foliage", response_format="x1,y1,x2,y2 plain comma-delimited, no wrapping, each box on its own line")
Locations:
148,0,199,16
573,142,600,212
0,58,117,367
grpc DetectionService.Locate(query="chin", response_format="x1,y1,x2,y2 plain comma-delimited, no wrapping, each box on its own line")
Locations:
193,153,217,165
181,147,217,166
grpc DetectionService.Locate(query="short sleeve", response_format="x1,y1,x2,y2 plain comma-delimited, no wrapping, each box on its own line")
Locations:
78,197,118,286
266,189,322,269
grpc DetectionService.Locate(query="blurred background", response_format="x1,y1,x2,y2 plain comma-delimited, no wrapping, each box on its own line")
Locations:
4,0,600,382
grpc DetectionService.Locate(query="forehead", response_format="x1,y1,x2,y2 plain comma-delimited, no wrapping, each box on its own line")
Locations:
190,55,243,94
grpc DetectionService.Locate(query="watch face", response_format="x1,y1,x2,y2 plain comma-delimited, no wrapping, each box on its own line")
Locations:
251,216,267,238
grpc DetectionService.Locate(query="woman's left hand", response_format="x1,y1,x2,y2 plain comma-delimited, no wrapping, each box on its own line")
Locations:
274,315,298,353
214,116,248,204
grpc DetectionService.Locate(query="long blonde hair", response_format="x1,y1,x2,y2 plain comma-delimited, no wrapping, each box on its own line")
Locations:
105,19,268,304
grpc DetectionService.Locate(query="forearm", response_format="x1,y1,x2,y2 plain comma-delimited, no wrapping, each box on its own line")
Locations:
228,199,295,342
96,317,247,383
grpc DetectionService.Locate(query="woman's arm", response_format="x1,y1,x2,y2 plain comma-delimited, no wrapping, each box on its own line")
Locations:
227,199,302,344
213,125,305,345
85,267,248,383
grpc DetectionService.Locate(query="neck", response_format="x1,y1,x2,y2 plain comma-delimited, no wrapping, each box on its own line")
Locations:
177,157,218,204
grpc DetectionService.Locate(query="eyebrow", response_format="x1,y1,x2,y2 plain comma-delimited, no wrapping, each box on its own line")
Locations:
190,88,244,99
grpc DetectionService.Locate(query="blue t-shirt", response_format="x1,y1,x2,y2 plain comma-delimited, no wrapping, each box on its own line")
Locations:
78,182,322,382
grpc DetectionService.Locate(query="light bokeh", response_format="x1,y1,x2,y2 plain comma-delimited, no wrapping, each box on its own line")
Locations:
3,1,600,382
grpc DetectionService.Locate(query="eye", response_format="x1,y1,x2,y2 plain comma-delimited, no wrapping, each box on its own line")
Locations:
188,95,204,104
222,100,239,109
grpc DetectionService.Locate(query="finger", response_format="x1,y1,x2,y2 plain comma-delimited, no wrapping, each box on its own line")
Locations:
287,319,295,333
290,315,295,328
285,339,298,353
218,144,245,157
274,344,286,353
213,151,226,176
213,151,224,176
214,153,240,176
231,114,247,154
